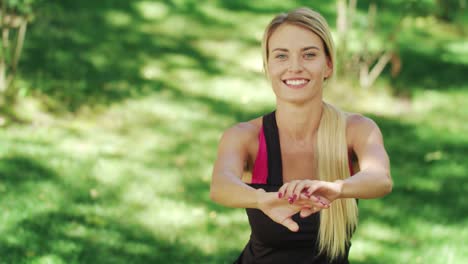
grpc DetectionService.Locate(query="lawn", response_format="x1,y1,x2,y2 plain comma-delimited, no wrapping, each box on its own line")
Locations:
0,1,467,263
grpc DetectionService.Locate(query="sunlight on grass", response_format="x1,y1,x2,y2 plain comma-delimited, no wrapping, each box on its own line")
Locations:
195,39,264,73
104,10,132,27
350,239,385,262
2,1,467,263
134,1,169,20
29,255,66,264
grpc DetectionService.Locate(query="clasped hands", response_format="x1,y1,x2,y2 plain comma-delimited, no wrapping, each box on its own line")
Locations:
257,180,342,232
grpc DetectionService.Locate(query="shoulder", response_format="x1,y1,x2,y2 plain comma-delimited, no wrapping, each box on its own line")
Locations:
345,113,383,147
219,117,262,145
345,113,379,131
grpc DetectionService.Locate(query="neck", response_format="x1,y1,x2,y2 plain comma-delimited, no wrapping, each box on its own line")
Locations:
275,99,323,141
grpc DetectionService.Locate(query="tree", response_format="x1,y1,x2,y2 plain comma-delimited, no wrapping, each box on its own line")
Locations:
335,0,401,89
0,0,36,107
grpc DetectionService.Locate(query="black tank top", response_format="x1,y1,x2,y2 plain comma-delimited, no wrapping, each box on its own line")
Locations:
234,112,351,264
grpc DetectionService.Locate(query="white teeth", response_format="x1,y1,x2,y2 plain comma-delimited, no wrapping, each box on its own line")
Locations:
285,79,307,86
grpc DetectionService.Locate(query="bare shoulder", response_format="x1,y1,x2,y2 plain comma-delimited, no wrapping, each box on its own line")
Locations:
346,113,379,131
345,113,383,147
220,117,262,144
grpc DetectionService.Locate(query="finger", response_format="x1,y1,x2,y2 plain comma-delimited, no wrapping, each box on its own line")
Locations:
298,194,322,210
299,193,308,201
293,180,314,201
304,195,329,209
278,182,289,199
285,180,300,203
305,182,322,197
299,208,315,218
316,195,331,208
281,217,299,232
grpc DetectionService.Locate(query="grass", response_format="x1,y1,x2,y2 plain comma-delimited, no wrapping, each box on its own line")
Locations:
1,0,467,263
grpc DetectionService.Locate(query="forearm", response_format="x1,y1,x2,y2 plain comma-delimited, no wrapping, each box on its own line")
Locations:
210,173,265,208
337,168,392,199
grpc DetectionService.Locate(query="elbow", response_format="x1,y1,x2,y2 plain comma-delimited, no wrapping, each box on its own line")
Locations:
209,182,220,203
383,173,393,196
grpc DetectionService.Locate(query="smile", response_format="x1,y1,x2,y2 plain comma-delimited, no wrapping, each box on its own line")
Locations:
282,78,310,89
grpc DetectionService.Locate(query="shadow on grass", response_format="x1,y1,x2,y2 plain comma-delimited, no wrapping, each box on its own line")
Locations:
18,0,331,114
0,156,56,182
391,46,468,94
361,115,468,223
0,154,239,263
21,0,228,112
0,210,237,264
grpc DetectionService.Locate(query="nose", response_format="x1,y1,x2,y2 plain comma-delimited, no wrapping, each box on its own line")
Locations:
288,56,303,72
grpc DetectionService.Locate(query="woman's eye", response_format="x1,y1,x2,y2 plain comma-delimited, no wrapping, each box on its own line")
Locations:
275,54,287,59
304,53,316,59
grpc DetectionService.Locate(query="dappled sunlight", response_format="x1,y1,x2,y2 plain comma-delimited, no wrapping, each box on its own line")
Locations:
130,195,249,253
134,1,169,21
104,10,132,27
351,236,386,262
1,0,467,263
195,39,264,74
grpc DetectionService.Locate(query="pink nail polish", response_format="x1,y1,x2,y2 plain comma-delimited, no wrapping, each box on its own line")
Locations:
288,198,293,204
278,192,282,198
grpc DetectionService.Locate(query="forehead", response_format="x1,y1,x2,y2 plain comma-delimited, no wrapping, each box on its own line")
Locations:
268,23,324,51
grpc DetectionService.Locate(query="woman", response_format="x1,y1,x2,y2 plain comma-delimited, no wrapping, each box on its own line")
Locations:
210,7,392,264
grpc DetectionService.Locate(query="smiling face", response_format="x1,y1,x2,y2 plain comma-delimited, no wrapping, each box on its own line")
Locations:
267,23,332,104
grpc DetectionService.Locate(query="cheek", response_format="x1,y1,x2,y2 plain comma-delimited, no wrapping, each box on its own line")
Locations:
306,61,329,76
268,64,285,80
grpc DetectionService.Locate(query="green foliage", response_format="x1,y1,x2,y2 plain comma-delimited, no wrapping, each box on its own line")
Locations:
1,0,467,263
2,0,38,16
436,0,467,21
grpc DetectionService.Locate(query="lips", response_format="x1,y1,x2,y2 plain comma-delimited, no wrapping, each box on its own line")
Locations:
282,78,310,89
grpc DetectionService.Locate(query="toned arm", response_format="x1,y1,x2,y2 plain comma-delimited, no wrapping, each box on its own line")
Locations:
210,123,264,208
337,115,393,199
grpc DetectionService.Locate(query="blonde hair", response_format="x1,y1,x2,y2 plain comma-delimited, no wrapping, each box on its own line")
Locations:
262,8,358,260
317,102,358,260
261,7,336,80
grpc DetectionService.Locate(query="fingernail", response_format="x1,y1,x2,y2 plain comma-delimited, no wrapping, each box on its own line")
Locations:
278,192,282,198
293,194,297,200
288,197,293,204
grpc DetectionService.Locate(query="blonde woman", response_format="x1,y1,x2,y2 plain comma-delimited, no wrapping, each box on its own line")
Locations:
210,7,392,264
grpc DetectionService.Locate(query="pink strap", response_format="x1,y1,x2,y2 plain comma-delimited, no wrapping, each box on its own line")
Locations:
348,152,354,176
252,126,354,184
252,127,268,184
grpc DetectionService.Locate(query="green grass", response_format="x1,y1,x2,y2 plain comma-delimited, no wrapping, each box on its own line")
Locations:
1,0,467,263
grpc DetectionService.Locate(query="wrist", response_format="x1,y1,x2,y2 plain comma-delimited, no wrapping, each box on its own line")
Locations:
255,188,266,209
334,180,345,199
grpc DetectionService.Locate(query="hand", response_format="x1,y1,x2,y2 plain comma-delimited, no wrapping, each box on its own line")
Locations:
278,180,343,214
256,189,303,232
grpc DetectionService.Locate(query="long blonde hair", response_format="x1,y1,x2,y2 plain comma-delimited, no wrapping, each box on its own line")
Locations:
317,102,358,260
262,8,358,260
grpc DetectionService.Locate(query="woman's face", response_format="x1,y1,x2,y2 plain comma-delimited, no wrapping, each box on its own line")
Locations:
267,23,332,104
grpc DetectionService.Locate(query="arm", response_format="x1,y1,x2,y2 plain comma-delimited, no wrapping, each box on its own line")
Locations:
279,115,392,202
337,115,393,199
210,123,315,231
210,123,263,208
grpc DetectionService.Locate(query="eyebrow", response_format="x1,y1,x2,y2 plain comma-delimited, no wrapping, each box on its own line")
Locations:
271,46,320,52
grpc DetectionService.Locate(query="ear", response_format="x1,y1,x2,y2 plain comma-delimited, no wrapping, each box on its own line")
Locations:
324,57,333,79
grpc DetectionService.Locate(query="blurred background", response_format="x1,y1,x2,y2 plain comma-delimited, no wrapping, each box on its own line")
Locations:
0,0,467,263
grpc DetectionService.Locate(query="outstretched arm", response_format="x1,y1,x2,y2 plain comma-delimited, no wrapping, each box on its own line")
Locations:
210,123,261,208
210,123,326,231
278,115,392,203
337,115,392,199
